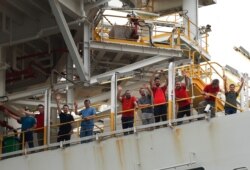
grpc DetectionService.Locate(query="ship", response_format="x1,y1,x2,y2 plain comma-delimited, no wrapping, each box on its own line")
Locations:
0,0,250,170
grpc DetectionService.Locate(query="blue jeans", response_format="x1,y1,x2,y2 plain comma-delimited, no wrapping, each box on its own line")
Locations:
225,107,237,115
80,126,93,143
20,131,34,149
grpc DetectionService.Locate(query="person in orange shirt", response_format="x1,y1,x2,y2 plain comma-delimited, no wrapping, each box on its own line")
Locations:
117,86,138,135
198,79,220,118
150,70,168,123
175,81,191,125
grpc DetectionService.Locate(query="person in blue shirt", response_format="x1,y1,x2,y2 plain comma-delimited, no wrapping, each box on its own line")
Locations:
74,99,96,142
1,103,36,149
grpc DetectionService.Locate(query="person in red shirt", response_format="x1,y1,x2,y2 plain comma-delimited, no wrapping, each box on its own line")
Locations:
117,86,138,135
175,81,191,124
150,70,168,123
35,104,45,146
198,79,220,117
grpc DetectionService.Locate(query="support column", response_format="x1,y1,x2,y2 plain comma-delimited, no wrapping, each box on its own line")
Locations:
48,0,88,81
168,62,175,125
240,73,249,112
0,47,6,96
110,72,118,131
0,47,6,134
66,56,74,108
44,89,51,146
183,0,199,40
83,23,91,81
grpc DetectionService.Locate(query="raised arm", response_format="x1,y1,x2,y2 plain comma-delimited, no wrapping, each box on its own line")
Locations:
182,70,190,87
117,86,123,102
55,94,62,114
0,102,22,120
144,84,152,96
237,77,244,94
150,70,157,88
160,70,168,87
74,101,80,115
134,99,138,109
23,110,35,116
3,109,21,121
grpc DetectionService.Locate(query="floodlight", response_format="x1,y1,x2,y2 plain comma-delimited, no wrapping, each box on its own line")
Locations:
234,46,250,58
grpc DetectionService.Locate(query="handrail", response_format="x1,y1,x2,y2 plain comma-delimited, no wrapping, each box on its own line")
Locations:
208,93,243,112
193,51,225,80
94,13,183,48
0,91,244,159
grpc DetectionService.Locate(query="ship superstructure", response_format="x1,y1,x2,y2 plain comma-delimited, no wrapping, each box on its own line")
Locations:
0,0,250,170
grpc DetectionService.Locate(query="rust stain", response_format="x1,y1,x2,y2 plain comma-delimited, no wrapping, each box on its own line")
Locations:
173,127,184,162
175,128,181,138
95,144,106,170
116,139,125,170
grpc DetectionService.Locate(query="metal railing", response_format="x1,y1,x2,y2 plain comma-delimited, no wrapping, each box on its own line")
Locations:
1,90,243,160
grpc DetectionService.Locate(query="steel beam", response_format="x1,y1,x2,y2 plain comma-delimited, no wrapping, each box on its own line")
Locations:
183,0,199,41
12,81,144,110
28,0,50,14
180,36,211,60
48,0,88,81
7,0,39,20
11,99,57,108
0,47,6,96
110,72,118,131
90,55,181,84
58,0,82,18
90,41,182,57
0,4,23,25
113,52,123,62
8,82,74,101
85,0,111,14
83,23,91,80
168,62,175,124
66,56,75,108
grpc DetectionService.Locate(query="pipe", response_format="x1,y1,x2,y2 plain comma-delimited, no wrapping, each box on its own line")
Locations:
51,69,78,90
1,19,85,47
110,72,118,131
6,66,35,83
168,62,175,125
92,55,127,66
17,48,68,60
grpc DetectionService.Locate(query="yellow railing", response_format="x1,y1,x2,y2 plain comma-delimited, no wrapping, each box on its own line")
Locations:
0,90,244,159
93,13,186,49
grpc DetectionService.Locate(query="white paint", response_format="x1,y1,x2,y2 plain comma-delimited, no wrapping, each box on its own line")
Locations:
2,113,250,170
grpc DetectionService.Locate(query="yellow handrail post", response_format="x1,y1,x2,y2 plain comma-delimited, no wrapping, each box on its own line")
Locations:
169,35,173,47
22,131,25,151
77,120,80,137
168,101,172,122
133,109,137,128
43,127,47,146
110,112,115,132
177,28,181,46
